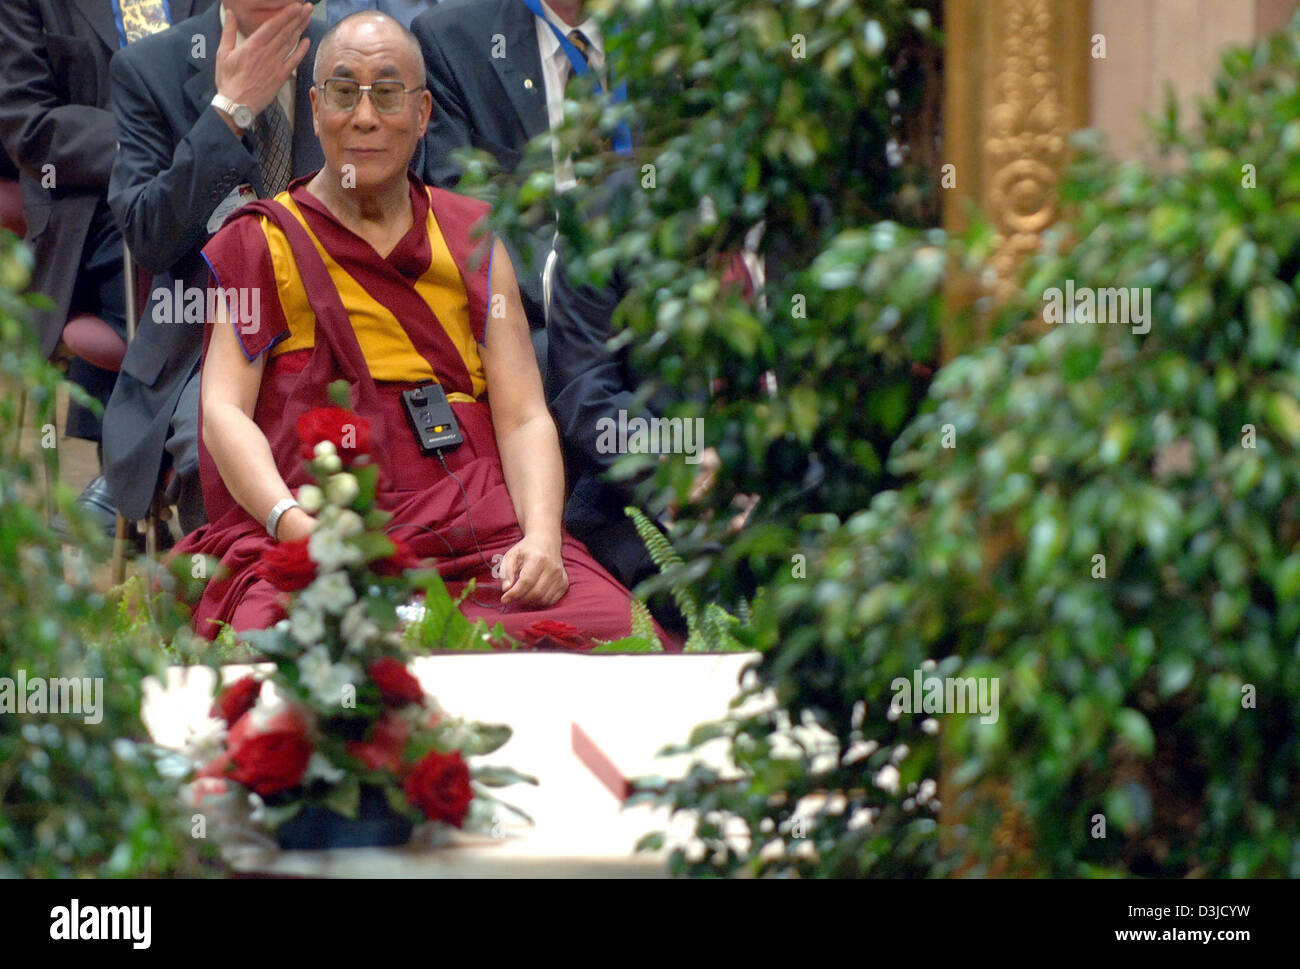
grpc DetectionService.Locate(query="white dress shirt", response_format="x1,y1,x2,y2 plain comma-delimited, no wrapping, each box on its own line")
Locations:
533,0,604,192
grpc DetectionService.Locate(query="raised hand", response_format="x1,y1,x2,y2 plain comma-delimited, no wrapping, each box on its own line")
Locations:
214,3,314,120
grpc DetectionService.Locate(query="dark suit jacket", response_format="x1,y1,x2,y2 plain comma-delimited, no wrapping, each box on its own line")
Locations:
0,0,211,357
101,5,325,520
412,0,553,331
545,252,680,586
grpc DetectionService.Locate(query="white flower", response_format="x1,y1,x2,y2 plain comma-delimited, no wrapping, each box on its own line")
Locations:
245,697,281,732
325,472,360,507
396,601,426,626
308,526,363,571
242,690,313,735
341,601,380,653
319,454,343,474
298,484,324,513
314,441,337,459
180,714,228,764
298,645,361,709
333,509,364,536
289,605,326,646
303,752,346,784
300,570,357,616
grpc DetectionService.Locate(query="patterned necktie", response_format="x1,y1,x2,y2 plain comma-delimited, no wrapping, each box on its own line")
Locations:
564,28,610,165
565,29,598,90
567,29,591,61
254,100,293,198
116,0,171,45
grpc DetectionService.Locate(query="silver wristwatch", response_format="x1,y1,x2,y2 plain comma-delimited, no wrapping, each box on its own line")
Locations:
266,497,302,540
212,93,254,132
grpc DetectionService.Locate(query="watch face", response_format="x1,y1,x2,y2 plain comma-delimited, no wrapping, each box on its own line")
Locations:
233,105,254,130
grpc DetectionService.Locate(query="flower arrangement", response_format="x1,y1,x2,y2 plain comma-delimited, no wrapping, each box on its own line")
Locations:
185,383,535,845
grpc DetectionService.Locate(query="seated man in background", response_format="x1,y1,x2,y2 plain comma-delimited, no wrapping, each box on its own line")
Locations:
0,0,215,535
175,11,672,649
546,174,763,635
546,254,668,596
413,0,620,378
105,0,322,536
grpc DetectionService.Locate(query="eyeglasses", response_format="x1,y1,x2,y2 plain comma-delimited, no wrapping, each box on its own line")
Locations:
318,77,424,114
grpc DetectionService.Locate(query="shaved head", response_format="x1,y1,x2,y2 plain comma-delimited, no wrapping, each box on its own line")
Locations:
306,8,433,198
313,11,425,86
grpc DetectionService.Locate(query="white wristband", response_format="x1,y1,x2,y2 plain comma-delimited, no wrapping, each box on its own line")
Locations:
266,497,301,540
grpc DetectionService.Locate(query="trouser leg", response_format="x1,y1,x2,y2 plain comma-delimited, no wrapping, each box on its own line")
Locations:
65,203,126,444
164,367,206,535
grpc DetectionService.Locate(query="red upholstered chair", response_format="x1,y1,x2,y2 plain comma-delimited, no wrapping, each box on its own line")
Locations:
1,180,163,578
49,244,164,584
0,179,25,237
59,312,128,371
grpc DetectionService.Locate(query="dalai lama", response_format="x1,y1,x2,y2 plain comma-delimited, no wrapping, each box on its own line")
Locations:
174,11,673,650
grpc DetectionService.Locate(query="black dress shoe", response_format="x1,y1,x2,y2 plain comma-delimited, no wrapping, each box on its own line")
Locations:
74,474,120,539
58,474,176,556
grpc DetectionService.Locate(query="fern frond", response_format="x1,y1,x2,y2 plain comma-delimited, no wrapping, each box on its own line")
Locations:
591,636,663,653
625,506,684,570
630,594,658,642
625,506,698,630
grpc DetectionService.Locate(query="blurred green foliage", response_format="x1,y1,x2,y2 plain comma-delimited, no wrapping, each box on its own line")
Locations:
472,0,946,874
469,0,946,606
636,12,1300,876
0,230,212,876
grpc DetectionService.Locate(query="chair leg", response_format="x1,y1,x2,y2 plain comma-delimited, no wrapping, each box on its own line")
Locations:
111,513,130,586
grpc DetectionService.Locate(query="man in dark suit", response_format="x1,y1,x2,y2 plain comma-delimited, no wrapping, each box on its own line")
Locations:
103,1,324,535
546,256,665,587
0,0,216,527
547,162,780,632
412,0,610,374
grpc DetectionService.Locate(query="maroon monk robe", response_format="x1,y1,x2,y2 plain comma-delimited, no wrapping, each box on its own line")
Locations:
171,173,678,651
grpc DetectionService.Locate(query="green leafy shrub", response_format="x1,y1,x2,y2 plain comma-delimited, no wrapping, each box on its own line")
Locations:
483,1,944,624
644,15,1300,876
0,231,212,876
476,0,946,872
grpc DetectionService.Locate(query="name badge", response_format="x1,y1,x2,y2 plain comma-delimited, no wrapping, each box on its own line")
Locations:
206,183,257,234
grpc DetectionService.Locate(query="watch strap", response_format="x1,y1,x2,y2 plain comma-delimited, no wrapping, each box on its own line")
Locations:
266,497,302,539
211,93,251,130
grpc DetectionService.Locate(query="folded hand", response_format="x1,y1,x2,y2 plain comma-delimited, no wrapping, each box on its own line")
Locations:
500,533,568,607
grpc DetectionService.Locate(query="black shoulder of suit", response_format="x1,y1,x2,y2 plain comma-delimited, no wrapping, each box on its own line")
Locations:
415,0,526,34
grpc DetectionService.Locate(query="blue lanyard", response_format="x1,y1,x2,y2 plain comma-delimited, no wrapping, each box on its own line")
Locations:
519,0,632,155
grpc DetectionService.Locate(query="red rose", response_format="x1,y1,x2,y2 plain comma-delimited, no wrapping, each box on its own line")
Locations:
210,675,261,725
369,538,422,577
521,619,595,651
226,706,313,797
254,539,316,591
368,657,424,707
297,407,372,464
403,750,472,827
346,711,411,774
